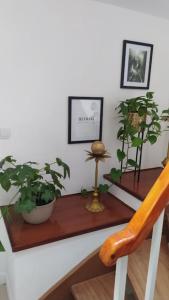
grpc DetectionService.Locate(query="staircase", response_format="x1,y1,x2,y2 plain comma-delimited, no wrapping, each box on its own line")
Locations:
72,238,169,300
71,160,169,300
40,165,169,300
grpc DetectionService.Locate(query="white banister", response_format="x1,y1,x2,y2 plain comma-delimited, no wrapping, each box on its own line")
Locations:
113,255,128,300
144,209,164,300
113,210,164,300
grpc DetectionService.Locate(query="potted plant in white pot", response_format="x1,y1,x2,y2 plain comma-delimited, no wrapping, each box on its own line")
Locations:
0,156,70,224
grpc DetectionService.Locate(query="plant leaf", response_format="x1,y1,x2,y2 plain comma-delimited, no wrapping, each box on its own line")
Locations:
148,135,157,144
56,158,70,178
153,122,161,130
162,109,169,114
0,241,5,252
49,171,64,190
110,168,122,182
26,161,38,165
1,206,10,218
41,189,55,203
138,107,147,116
98,184,109,193
127,159,138,168
0,156,16,169
81,188,89,198
117,149,125,162
117,127,124,139
15,199,36,213
146,91,154,99
0,175,11,191
131,137,143,147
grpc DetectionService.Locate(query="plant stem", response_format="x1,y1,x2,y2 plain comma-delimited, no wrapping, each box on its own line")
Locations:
123,141,130,173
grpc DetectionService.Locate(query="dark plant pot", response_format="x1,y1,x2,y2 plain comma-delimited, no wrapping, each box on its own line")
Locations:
22,199,56,224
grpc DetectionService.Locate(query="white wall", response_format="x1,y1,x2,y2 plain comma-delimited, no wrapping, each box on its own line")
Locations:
0,0,169,203
0,0,169,279
11,223,125,300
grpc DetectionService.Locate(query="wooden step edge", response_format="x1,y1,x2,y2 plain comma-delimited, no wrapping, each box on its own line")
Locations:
72,272,137,300
72,272,115,300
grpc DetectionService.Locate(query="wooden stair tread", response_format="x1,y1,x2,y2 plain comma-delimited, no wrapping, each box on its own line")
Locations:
3,193,134,252
128,238,169,300
72,272,115,300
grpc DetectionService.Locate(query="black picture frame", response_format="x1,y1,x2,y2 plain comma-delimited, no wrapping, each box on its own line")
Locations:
68,97,103,144
120,40,153,89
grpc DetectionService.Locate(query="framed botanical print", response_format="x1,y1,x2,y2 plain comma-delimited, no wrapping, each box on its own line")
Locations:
68,97,103,144
120,40,153,89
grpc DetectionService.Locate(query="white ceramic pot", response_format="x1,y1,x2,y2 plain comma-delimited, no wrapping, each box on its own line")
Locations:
22,199,55,225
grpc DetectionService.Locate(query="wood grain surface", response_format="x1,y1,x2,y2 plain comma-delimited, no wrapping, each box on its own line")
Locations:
72,272,136,300
104,167,163,201
3,193,134,252
72,272,115,300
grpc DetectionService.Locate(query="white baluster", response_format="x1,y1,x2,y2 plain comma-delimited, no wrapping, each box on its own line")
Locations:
144,209,165,300
113,255,128,300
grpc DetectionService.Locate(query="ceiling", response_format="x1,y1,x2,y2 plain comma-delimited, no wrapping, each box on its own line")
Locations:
94,0,169,20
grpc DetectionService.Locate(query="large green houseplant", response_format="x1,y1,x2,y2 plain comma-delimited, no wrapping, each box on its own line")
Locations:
111,92,169,181
0,156,70,224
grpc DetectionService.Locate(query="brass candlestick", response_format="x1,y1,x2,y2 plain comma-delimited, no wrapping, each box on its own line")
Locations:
162,143,169,167
85,141,111,213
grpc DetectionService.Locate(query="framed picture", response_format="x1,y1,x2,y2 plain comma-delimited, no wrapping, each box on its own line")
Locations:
120,40,153,89
68,97,103,144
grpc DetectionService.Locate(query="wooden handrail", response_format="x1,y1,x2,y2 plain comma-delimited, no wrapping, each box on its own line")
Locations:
99,163,169,267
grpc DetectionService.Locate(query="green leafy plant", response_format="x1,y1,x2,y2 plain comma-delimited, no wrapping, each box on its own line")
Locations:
111,92,169,181
0,156,70,215
81,183,110,198
81,188,90,198
0,241,5,252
